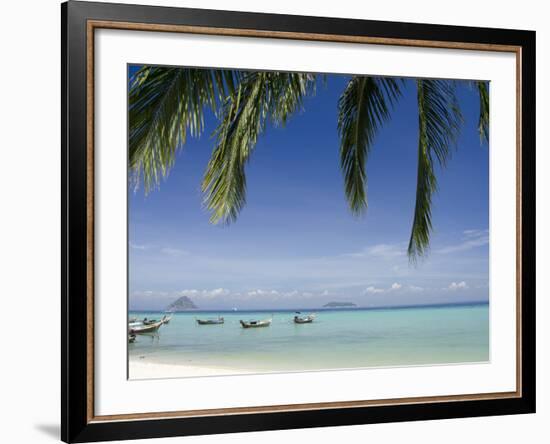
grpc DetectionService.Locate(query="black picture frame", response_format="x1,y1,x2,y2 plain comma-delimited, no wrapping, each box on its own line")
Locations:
62,1,536,442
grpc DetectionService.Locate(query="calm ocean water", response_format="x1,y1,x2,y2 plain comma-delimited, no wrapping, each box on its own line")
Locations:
128,303,489,374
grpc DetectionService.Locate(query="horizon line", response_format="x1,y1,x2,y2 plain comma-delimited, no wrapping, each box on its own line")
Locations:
129,299,489,312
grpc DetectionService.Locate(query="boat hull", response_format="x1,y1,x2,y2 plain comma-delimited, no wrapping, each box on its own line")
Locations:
294,314,315,324
129,321,162,334
196,318,224,325
240,319,272,328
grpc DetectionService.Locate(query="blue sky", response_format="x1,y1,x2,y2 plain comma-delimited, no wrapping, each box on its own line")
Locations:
129,69,489,310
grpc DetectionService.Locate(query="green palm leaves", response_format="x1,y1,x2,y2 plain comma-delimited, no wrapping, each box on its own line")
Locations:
476,81,490,143
337,78,465,261
203,72,315,224
408,80,462,260
129,67,237,190
338,77,402,215
129,67,489,261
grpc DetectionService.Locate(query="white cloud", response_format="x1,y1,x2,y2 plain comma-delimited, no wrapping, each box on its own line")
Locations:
130,242,148,250
177,289,199,296
131,287,334,309
246,289,279,297
133,289,168,297
366,244,406,258
447,281,468,291
364,282,402,294
241,289,315,300
160,247,189,257
365,286,385,294
176,288,230,299
345,243,406,259
241,289,321,301
463,229,488,238
408,285,424,292
436,229,489,254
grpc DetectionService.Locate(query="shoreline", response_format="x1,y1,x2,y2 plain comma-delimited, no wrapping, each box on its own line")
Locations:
128,356,490,380
129,359,252,379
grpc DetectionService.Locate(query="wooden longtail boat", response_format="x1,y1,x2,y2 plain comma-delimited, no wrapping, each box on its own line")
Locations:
196,317,224,325
294,313,316,324
129,320,163,334
240,318,272,328
128,317,159,327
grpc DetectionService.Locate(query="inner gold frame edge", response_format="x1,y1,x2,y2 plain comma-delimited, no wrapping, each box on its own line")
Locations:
85,19,523,423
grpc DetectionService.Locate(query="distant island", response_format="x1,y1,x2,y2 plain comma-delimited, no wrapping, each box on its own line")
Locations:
166,295,198,311
323,301,357,308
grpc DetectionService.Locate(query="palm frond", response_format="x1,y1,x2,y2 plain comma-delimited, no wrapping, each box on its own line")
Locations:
338,76,402,215
408,79,463,261
128,67,237,191
476,80,489,143
202,72,316,224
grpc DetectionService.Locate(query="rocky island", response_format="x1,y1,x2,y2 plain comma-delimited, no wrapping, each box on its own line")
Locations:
323,301,357,308
166,295,198,311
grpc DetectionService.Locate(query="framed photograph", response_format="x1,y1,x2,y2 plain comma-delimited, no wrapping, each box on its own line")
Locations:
61,1,535,442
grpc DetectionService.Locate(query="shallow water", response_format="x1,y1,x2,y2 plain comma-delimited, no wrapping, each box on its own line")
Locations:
128,303,489,376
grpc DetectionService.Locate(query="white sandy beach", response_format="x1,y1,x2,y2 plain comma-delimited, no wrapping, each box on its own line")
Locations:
129,359,252,379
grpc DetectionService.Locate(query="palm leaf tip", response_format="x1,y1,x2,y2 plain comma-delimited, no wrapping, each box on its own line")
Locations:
338,76,402,216
202,72,317,225
476,80,489,143
408,79,462,261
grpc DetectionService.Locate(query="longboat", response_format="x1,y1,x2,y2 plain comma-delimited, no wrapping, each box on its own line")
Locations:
129,320,163,334
294,313,316,324
196,317,224,325
128,320,143,329
240,318,272,328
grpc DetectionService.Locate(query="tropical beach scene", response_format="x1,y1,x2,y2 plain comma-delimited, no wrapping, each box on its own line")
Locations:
128,65,489,379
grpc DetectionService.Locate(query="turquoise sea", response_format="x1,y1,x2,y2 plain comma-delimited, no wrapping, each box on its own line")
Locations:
128,303,489,374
